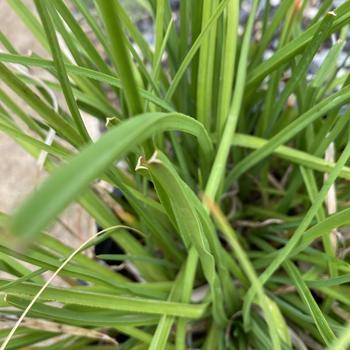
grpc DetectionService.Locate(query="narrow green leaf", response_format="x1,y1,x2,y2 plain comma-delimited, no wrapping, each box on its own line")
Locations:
284,262,336,345
9,113,212,239
0,281,206,318
227,85,350,183
35,0,90,142
231,133,350,180
96,0,143,115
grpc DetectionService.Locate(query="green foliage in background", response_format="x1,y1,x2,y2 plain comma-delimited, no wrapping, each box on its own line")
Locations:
1,0,350,349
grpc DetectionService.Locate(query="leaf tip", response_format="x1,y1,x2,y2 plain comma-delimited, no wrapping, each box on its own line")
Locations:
148,150,162,165
135,156,148,171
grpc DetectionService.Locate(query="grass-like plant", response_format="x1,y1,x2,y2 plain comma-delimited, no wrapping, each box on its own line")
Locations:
1,0,350,348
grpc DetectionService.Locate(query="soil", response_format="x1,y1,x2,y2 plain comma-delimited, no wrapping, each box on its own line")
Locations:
0,0,95,248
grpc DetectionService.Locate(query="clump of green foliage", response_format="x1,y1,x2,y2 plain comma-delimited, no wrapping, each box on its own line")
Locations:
1,0,350,349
